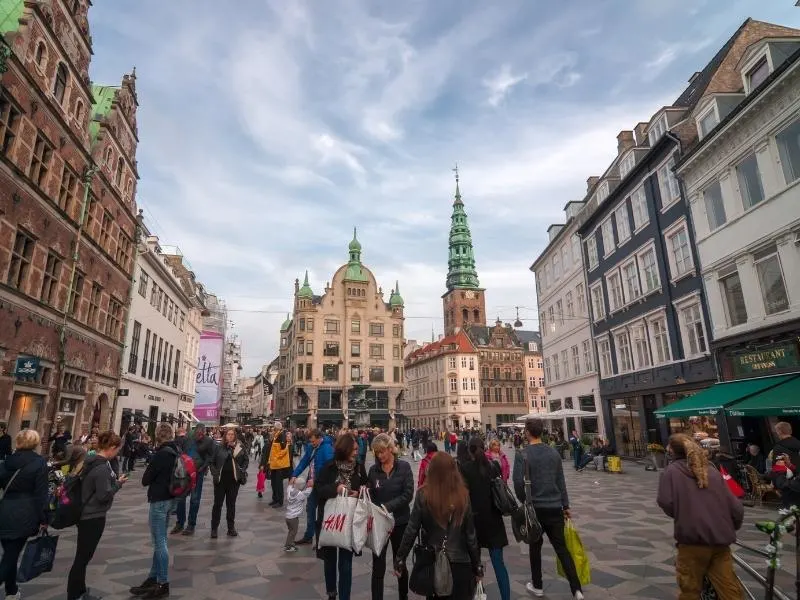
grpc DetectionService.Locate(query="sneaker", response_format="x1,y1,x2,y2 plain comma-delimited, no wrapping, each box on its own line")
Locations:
284,545,297,553
268,501,278,507
526,582,544,597
295,537,313,545
272,503,283,508
81,592,103,600
169,525,183,535
181,527,195,536
130,577,158,596
574,592,584,600
143,583,169,599
227,528,238,537
258,492,263,498
6,593,21,600
210,529,218,539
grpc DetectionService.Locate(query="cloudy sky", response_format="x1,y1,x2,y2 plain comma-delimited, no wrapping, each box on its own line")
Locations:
88,1,800,374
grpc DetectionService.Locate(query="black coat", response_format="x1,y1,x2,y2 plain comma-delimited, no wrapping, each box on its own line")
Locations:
314,459,368,524
367,458,414,525
460,458,508,549
0,433,12,460
0,450,48,539
142,442,180,502
210,442,249,486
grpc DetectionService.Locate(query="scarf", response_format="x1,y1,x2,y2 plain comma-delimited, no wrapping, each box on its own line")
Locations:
335,460,356,491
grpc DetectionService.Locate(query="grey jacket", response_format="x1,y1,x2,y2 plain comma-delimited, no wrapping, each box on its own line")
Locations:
512,444,570,510
81,454,121,520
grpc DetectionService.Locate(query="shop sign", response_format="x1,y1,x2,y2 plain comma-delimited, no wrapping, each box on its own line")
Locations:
732,343,800,377
15,356,39,378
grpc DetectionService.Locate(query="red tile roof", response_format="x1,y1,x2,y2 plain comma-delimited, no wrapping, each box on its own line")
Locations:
405,330,476,365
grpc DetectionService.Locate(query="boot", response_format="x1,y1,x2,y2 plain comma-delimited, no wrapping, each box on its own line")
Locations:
181,527,195,536
210,529,218,539
130,577,157,596
227,528,238,537
143,583,169,599
169,524,183,535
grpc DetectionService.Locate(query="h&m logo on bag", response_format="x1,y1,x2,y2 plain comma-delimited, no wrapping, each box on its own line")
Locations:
366,516,374,532
323,514,348,532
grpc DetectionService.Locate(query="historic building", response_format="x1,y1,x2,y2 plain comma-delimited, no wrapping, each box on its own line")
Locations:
251,357,277,420
404,330,480,431
0,1,139,442
275,230,406,429
517,330,547,415
116,225,196,435
220,336,241,421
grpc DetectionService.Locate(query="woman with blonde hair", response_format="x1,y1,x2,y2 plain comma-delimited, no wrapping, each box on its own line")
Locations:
394,452,482,600
486,437,510,482
367,433,414,600
0,429,48,600
657,433,744,599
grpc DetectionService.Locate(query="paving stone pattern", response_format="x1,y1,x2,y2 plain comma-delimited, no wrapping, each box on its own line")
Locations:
5,446,797,600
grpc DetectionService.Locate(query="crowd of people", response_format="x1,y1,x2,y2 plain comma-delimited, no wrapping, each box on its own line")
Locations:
1,418,799,600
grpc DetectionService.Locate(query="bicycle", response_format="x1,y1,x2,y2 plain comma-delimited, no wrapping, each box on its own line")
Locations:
702,506,799,600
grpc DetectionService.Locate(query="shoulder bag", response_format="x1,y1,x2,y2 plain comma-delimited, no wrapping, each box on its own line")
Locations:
434,513,454,597
409,526,435,597
511,449,543,544
489,460,518,516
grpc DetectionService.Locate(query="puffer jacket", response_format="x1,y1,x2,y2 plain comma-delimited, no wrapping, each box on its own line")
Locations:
0,449,48,539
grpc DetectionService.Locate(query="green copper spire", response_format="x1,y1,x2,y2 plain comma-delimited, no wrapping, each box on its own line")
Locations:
390,280,404,307
298,270,314,298
344,227,368,282
446,168,480,290
280,313,292,332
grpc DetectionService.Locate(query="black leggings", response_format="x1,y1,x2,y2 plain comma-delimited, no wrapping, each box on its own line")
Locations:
371,522,408,600
211,482,240,530
67,517,106,600
0,537,26,595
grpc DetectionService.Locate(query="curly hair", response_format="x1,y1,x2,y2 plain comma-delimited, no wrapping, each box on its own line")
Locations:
668,433,709,489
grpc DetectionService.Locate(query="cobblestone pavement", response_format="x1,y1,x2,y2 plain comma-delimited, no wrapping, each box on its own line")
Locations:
5,445,797,600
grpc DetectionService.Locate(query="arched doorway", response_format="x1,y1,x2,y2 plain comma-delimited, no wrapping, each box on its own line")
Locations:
94,393,109,430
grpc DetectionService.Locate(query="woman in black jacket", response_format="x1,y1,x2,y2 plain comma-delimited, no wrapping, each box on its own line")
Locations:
315,433,368,600
461,437,510,600
0,429,48,599
367,433,414,600
209,427,249,539
395,451,483,600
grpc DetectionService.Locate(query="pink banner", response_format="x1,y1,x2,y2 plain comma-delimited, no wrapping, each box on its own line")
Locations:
195,331,223,422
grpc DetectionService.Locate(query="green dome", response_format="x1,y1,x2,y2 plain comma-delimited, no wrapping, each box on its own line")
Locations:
349,227,361,252
390,281,404,307
345,263,369,282
298,271,314,298
280,313,292,332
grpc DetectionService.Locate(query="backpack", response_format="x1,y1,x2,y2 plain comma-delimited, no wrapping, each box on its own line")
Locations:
165,447,197,498
50,462,100,530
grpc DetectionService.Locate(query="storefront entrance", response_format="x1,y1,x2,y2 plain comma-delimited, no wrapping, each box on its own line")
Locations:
9,392,44,437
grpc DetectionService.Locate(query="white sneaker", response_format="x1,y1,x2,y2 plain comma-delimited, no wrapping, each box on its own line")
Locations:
7,594,21,600
526,582,544,596
574,592,584,600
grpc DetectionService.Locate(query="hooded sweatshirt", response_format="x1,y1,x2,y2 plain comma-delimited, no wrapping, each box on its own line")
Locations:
657,459,743,546
81,454,121,520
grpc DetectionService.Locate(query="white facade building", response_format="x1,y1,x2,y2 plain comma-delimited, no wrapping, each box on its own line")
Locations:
116,234,194,433
531,200,604,436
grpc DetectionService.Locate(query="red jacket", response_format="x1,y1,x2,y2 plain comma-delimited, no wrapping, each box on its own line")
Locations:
418,451,436,487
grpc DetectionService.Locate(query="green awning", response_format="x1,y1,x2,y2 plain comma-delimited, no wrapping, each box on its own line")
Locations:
654,374,799,418
726,374,800,417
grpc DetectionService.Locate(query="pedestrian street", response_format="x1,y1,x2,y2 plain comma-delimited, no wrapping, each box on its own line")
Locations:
7,449,797,600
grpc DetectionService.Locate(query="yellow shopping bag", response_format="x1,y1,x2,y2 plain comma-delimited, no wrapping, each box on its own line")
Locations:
556,519,591,586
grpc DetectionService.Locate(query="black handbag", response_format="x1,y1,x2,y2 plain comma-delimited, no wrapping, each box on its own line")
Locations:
489,461,518,516
511,451,542,544
409,528,435,596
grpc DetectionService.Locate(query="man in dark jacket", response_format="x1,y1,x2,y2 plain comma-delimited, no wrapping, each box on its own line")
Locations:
174,425,215,536
772,421,800,467
288,430,333,544
0,423,12,461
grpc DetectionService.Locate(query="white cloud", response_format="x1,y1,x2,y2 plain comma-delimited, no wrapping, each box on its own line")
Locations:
483,64,528,106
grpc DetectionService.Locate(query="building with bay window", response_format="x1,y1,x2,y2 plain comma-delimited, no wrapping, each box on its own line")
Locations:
274,230,406,429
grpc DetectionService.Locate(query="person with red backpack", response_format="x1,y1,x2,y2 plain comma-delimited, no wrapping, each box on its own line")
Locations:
417,441,438,487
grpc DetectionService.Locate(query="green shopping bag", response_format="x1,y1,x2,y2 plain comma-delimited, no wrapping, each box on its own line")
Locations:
556,519,591,586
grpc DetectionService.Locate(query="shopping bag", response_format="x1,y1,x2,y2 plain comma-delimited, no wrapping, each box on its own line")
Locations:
352,487,372,553
473,581,487,600
365,503,395,556
719,466,745,499
17,529,59,583
556,519,591,586
318,489,358,551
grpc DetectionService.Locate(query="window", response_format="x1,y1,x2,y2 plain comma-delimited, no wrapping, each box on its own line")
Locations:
556,300,564,325
631,324,650,368
141,330,151,377
323,342,339,357
571,235,581,266
586,236,598,269
87,283,101,328
369,344,384,358
369,367,384,382
494,388,502,402
561,245,570,274
305,340,313,355
576,283,586,314
54,63,68,105
680,302,707,356
298,318,306,331
462,377,469,391
369,323,384,336
448,357,457,370
630,186,649,230
720,269,748,326
116,157,124,187
116,234,132,270
548,306,555,332
179,312,185,331
29,134,52,188
324,320,339,334
173,350,180,387
667,224,693,278
607,272,624,311
68,271,84,317
619,152,635,178
351,341,361,357
658,156,681,208
650,317,671,364
615,204,630,243
469,357,475,370
638,247,660,293
305,364,312,380
561,350,569,379
595,180,610,203
737,153,765,209
582,340,593,373
615,331,633,372
601,218,615,256
622,260,641,301
565,291,574,317
703,181,727,230
590,283,605,320
461,357,467,368
394,366,403,383
571,345,580,375
128,321,141,373
351,365,361,382
99,210,112,250
597,339,612,377
323,364,339,381
36,251,61,306
138,270,149,297
58,166,78,214
106,298,122,339
747,57,769,91
393,345,401,359
296,340,304,355
0,94,21,155
470,377,477,391
553,252,561,280
754,247,789,315
698,108,718,138
35,41,47,67
777,118,800,184
552,354,560,380
544,358,551,383
148,335,156,379
351,320,360,333
648,115,666,145
393,324,401,338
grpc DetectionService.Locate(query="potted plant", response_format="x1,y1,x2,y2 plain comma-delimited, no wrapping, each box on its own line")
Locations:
647,443,667,469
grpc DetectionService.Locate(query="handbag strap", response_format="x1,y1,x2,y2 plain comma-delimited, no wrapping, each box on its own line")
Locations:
440,511,453,552
0,468,22,501
522,450,533,503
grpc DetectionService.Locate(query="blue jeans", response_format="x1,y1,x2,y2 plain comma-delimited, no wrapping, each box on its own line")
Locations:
175,470,205,528
572,448,582,470
148,500,176,584
303,491,317,540
323,548,353,600
489,547,511,600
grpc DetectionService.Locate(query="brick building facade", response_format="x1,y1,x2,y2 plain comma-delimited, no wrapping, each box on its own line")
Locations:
0,0,138,444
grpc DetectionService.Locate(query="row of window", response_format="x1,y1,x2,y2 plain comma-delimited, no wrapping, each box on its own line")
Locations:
447,356,476,370
128,322,181,389
294,363,402,384
481,386,526,404
137,269,186,331
540,282,586,338
294,339,402,360
543,340,594,384
537,233,581,294
479,366,524,380
448,377,479,392
478,350,523,361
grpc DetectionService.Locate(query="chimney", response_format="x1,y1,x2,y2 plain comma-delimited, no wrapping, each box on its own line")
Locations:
587,176,600,193
617,130,635,155
634,122,649,146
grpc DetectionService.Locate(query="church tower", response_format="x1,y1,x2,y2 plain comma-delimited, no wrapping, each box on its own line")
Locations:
442,168,486,335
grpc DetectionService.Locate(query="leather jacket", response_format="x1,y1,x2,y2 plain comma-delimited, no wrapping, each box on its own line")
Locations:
395,489,481,572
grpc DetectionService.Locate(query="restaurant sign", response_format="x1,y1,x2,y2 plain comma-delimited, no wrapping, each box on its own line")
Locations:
731,343,800,377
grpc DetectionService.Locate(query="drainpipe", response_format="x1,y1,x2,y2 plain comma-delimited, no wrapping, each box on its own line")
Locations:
48,165,98,448
110,209,143,434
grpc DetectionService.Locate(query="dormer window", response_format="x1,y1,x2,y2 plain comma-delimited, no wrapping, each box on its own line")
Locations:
697,104,719,140
595,180,609,204
647,115,667,146
746,57,770,91
619,152,635,179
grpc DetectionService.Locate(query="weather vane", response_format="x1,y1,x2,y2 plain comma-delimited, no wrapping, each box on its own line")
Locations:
452,163,459,183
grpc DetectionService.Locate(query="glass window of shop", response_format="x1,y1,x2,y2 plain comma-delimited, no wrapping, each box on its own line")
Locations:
608,397,645,457
662,391,720,451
